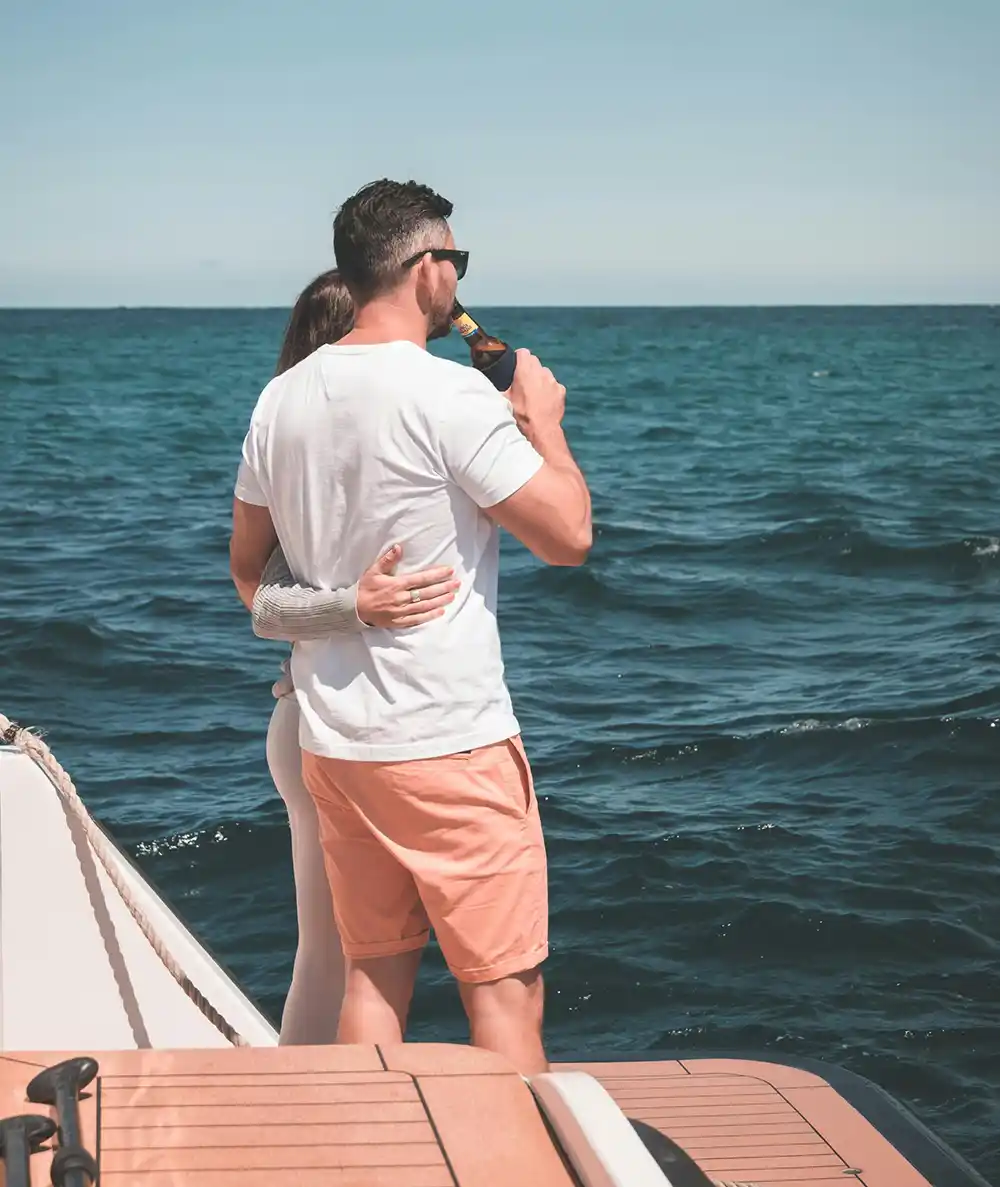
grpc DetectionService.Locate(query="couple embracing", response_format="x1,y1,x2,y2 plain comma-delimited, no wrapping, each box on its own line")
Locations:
229,178,592,1074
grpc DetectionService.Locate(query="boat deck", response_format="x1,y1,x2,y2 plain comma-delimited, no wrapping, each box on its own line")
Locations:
562,1056,936,1186
0,1043,943,1186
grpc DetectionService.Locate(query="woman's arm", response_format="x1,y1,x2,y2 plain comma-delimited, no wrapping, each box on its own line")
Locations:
252,546,362,640
251,543,462,641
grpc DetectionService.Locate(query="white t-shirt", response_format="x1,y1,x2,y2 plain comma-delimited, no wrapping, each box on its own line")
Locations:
234,341,544,761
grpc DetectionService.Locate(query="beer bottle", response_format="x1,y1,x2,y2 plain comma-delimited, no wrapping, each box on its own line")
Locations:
451,300,517,392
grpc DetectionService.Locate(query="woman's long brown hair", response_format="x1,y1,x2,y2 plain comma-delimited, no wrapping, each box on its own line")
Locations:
275,269,355,375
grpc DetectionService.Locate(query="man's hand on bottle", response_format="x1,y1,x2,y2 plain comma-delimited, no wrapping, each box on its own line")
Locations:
508,348,567,447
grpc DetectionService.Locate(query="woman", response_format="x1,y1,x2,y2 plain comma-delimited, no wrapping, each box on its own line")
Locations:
257,269,459,1044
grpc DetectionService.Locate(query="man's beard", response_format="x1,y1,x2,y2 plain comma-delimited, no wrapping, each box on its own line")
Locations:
426,292,454,340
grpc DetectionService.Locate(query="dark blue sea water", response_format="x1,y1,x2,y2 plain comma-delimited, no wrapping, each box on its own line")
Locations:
2,306,999,1179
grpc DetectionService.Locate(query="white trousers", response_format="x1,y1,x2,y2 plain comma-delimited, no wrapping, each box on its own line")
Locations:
266,692,346,1044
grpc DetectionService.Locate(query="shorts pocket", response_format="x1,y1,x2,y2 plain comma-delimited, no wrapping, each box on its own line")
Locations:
504,736,534,818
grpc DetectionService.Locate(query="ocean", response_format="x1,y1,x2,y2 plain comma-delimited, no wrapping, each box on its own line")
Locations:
1,305,998,1178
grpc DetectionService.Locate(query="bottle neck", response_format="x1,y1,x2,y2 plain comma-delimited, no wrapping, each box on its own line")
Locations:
451,301,484,342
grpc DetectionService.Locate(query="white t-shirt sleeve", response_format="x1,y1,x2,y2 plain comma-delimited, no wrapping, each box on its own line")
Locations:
438,379,544,508
233,427,269,506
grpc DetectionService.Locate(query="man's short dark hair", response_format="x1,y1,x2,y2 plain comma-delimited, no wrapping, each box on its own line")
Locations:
333,179,454,303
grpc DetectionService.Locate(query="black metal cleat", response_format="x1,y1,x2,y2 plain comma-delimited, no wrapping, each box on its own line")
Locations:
26,1057,99,1187
0,1114,58,1187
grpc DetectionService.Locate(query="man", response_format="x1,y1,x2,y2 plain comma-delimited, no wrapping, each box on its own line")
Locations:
230,179,591,1074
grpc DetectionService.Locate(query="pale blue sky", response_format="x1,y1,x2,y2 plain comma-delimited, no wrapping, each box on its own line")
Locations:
2,0,998,306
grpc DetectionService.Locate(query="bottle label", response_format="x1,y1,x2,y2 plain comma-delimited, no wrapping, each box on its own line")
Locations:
452,312,480,338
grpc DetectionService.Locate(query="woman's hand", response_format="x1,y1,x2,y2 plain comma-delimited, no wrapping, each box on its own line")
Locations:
357,544,460,628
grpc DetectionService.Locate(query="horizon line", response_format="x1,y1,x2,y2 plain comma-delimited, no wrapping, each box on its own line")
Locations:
1,300,998,313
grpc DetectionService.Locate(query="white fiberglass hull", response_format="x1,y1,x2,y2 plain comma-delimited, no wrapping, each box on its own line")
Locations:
0,744,276,1052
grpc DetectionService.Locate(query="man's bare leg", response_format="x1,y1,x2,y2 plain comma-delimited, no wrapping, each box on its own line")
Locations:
337,949,423,1045
458,967,548,1075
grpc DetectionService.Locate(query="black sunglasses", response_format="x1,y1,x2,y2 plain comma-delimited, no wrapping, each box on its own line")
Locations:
401,248,469,280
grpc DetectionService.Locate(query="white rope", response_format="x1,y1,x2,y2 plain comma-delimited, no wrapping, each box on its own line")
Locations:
0,713,248,1047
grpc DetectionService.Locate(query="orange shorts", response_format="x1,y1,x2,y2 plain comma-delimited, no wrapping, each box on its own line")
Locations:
300,735,549,983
